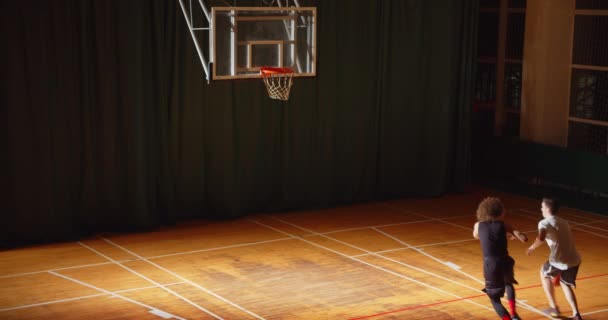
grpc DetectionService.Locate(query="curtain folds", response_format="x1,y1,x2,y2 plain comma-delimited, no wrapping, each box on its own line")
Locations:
1,0,477,247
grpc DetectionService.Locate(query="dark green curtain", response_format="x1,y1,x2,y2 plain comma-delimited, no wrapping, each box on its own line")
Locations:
1,0,177,245
1,0,477,247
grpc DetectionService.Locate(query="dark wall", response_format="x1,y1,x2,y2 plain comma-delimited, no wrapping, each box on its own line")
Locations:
1,0,477,246
475,137,608,215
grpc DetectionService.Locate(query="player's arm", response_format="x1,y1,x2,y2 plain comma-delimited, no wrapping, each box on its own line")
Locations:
504,223,528,242
526,228,547,256
473,222,480,239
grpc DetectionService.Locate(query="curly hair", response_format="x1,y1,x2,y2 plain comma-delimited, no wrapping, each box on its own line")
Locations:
476,197,504,222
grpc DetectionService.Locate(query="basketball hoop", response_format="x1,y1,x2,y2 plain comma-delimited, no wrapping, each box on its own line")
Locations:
260,67,294,101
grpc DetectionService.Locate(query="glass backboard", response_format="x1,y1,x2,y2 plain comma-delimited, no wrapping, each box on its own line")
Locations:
212,7,316,80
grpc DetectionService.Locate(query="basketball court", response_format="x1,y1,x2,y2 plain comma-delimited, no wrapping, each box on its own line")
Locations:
2,187,608,319
2,0,607,319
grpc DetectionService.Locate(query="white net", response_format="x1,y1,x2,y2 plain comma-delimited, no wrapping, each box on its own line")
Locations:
261,68,294,101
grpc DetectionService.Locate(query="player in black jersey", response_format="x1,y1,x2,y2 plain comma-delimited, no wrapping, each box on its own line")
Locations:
473,197,528,320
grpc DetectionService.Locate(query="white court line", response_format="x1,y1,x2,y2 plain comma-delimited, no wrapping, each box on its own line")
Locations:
376,230,544,315
412,213,474,231
302,214,474,237
351,238,478,257
0,216,527,281
372,227,484,285
0,211,515,280
557,206,608,219
519,209,608,226
354,232,544,257
571,227,608,239
556,217,608,232
257,216,549,318
351,247,410,257
266,216,488,290
416,238,478,248
0,237,292,280
378,202,550,314
100,237,266,320
518,209,608,239
381,203,475,232
78,242,223,319
0,261,119,279
517,300,549,317
0,293,105,312
303,219,436,236
511,210,541,221
149,309,174,319
249,218,494,313
582,307,608,316
0,282,185,312
0,221,482,281
572,222,608,233
146,237,293,259
48,271,187,320
261,217,486,290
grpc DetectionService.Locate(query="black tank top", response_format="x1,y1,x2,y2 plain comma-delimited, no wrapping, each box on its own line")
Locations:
478,220,508,258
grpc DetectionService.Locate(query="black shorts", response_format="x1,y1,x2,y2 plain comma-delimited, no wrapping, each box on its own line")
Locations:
483,256,517,299
542,262,580,287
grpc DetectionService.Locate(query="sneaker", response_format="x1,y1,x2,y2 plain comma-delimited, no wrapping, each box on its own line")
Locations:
568,314,583,320
542,307,560,317
512,314,522,320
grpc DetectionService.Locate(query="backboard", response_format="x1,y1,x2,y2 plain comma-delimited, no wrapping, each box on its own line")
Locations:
211,7,316,80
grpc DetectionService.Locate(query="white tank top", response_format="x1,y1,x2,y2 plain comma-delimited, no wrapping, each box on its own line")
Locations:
538,215,581,269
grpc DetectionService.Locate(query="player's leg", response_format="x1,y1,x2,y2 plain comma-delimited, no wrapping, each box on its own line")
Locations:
505,284,520,319
485,258,511,319
504,257,520,319
540,262,560,317
559,265,582,319
560,282,582,319
488,293,511,320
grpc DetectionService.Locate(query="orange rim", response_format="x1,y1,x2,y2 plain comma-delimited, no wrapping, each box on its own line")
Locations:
260,67,294,76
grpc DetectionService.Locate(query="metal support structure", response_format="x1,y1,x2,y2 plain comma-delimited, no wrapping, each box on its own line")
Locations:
178,0,309,82
177,0,212,81
230,10,236,76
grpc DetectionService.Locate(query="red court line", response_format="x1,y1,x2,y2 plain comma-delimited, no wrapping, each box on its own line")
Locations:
349,273,608,320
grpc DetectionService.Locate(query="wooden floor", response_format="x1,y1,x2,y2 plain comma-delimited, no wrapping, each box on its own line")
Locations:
1,187,607,319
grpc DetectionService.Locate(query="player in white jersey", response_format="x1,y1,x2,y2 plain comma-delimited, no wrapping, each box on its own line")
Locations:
526,198,583,320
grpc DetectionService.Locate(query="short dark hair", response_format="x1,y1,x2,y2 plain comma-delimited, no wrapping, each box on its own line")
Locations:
477,197,504,222
542,197,560,214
